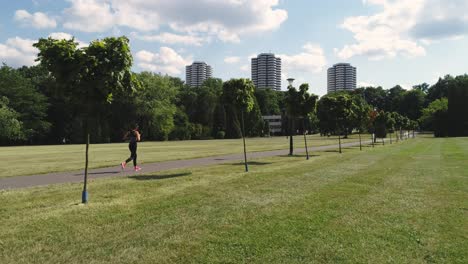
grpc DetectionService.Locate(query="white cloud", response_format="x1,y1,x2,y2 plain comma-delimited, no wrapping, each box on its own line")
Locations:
135,47,192,76
337,0,468,60
0,37,38,67
224,56,240,64
336,0,426,60
279,43,327,74
132,32,207,46
14,10,56,29
61,0,287,42
240,64,249,72
62,0,117,32
48,32,88,48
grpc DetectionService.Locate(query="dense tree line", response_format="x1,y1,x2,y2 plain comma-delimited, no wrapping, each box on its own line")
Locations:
1,61,467,145
1,39,467,145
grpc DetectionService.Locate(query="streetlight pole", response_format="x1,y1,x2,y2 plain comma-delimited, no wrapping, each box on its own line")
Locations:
287,78,295,156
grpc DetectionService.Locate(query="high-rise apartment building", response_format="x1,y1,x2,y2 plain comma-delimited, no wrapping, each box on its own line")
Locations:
251,53,282,90
327,63,357,93
186,61,212,87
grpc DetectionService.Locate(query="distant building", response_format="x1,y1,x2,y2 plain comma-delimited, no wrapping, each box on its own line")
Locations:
327,63,357,93
262,115,282,135
251,53,282,90
186,61,212,87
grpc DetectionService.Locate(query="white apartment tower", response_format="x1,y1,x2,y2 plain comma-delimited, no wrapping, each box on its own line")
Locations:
251,53,282,90
186,61,213,87
327,63,357,93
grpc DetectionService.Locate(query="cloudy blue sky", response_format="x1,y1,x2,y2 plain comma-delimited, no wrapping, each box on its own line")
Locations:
1,0,468,95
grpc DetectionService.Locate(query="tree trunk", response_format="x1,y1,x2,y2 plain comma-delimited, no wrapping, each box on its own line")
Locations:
371,133,375,148
241,110,248,172
303,119,309,160
82,132,89,204
338,134,342,153
382,137,385,145
359,131,362,151
390,133,392,144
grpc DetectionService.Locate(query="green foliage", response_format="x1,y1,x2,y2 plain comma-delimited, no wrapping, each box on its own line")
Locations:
399,89,425,120
136,73,179,141
374,111,388,138
448,74,468,136
355,86,386,110
215,130,225,139
34,36,138,139
0,65,50,143
385,112,396,133
222,78,257,138
244,98,264,137
385,85,405,112
255,88,281,115
427,75,452,103
169,109,192,140
419,98,448,135
0,97,24,142
317,92,368,136
222,78,256,113
3,34,465,145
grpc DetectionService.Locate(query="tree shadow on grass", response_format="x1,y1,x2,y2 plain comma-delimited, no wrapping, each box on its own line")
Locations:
322,147,354,153
278,154,320,158
128,172,192,181
228,161,273,166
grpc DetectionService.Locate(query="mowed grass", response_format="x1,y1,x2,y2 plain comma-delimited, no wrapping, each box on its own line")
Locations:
1,137,466,263
0,134,369,178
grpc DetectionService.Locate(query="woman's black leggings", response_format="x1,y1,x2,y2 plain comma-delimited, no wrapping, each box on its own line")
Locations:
125,143,137,167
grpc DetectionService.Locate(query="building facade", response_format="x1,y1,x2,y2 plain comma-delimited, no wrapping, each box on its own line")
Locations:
186,61,213,88
251,53,282,90
327,63,357,93
262,115,282,135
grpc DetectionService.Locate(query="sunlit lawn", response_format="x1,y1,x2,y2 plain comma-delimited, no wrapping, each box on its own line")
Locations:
0,134,371,178
0,136,466,263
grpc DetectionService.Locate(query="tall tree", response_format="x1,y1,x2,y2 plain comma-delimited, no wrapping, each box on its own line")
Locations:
356,86,387,110
136,72,179,141
222,79,256,172
427,75,452,103
284,83,317,158
34,36,139,203
317,93,354,153
419,98,448,137
448,74,468,136
399,89,426,120
385,85,405,112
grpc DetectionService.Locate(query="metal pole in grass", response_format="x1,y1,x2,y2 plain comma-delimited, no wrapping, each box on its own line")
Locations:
390,133,392,144
371,133,375,148
241,110,248,172
382,137,385,145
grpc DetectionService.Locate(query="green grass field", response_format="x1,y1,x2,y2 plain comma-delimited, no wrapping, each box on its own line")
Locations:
0,136,466,263
0,134,370,178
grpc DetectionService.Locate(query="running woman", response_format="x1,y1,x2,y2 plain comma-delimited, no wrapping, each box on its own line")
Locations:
121,125,141,171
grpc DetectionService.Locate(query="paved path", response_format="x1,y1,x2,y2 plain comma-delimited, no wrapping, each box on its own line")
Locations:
0,140,378,190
